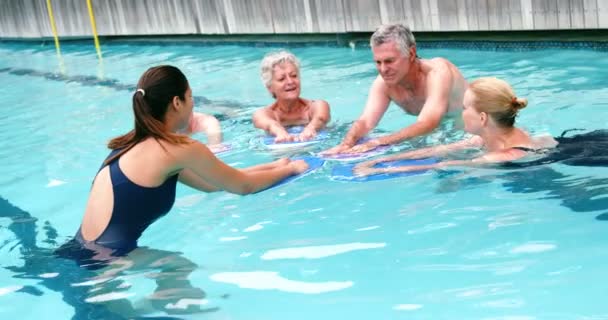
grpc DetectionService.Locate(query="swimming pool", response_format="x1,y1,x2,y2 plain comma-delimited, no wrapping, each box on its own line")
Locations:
1,40,607,319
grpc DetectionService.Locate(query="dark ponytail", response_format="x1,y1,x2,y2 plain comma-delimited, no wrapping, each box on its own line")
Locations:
105,65,191,165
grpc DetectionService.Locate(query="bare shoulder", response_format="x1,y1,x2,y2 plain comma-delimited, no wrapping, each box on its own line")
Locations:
370,74,390,94
482,148,528,163
254,104,275,116
195,112,215,121
310,99,330,109
167,138,213,167
468,135,484,146
532,135,559,149
424,58,456,76
160,137,198,156
428,57,458,68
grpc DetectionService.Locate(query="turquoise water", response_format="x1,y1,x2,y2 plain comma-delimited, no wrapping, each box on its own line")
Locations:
0,41,607,319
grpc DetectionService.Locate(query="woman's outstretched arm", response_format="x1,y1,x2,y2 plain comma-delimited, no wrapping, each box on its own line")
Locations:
357,136,482,169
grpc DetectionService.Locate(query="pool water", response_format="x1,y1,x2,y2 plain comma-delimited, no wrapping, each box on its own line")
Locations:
0,40,607,319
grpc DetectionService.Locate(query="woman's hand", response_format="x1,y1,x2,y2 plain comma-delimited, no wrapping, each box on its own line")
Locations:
357,158,381,169
289,159,309,174
320,143,351,155
274,158,291,166
353,166,384,177
275,131,295,143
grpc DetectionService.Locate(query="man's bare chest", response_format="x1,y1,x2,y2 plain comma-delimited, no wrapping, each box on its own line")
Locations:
390,90,426,115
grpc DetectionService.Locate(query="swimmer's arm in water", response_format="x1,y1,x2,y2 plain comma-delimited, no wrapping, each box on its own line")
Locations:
179,169,221,192
178,158,295,193
252,108,292,142
179,142,307,194
354,142,526,177
201,114,222,145
189,112,223,145
322,78,391,154
357,136,482,168
300,100,330,141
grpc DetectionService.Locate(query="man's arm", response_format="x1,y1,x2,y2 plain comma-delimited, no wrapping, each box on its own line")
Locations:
375,66,453,146
322,77,390,154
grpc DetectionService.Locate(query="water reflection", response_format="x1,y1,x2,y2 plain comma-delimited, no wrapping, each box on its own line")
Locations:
1,196,217,319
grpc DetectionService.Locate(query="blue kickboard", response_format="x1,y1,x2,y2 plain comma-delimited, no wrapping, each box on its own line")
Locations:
331,158,439,182
262,126,328,147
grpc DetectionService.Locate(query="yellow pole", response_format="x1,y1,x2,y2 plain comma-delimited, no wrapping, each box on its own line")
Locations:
86,0,103,60
45,0,61,57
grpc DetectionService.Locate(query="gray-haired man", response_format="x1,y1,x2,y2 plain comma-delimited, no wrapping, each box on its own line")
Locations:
323,24,467,154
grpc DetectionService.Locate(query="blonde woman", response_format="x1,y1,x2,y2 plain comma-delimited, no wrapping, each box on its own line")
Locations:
253,50,330,142
354,77,557,176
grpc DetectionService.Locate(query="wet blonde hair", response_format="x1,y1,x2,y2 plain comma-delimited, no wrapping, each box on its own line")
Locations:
260,50,300,88
469,77,528,127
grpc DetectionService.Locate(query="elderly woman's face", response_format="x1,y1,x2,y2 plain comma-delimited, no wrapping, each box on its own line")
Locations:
268,62,300,100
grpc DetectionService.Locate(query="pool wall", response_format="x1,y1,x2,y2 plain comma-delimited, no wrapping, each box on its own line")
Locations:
1,0,607,40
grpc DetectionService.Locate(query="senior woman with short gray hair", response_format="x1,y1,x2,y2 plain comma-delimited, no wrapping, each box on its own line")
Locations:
253,50,330,142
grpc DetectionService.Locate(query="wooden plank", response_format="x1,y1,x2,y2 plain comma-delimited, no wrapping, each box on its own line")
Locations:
410,0,432,31
455,0,469,31
476,0,490,30
342,0,354,30
271,0,310,33
94,0,199,36
312,0,346,33
52,0,90,37
343,0,382,31
520,0,534,29
7,0,49,37
557,0,572,28
509,0,523,29
599,0,608,28
190,0,226,34
532,0,559,29
465,0,480,30
306,0,320,33
546,0,560,29
378,0,405,24
224,0,274,34
436,0,459,31
428,0,441,31
408,0,426,31
221,0,237,34
402,0,417,31
302,0,315,32
2,0,25,37
569,0,586,28
487,0,511,30
3,0,608,37
583,0,599,28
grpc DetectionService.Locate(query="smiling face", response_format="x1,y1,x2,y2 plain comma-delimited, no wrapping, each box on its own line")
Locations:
268,62,300,100
372,41,413,85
